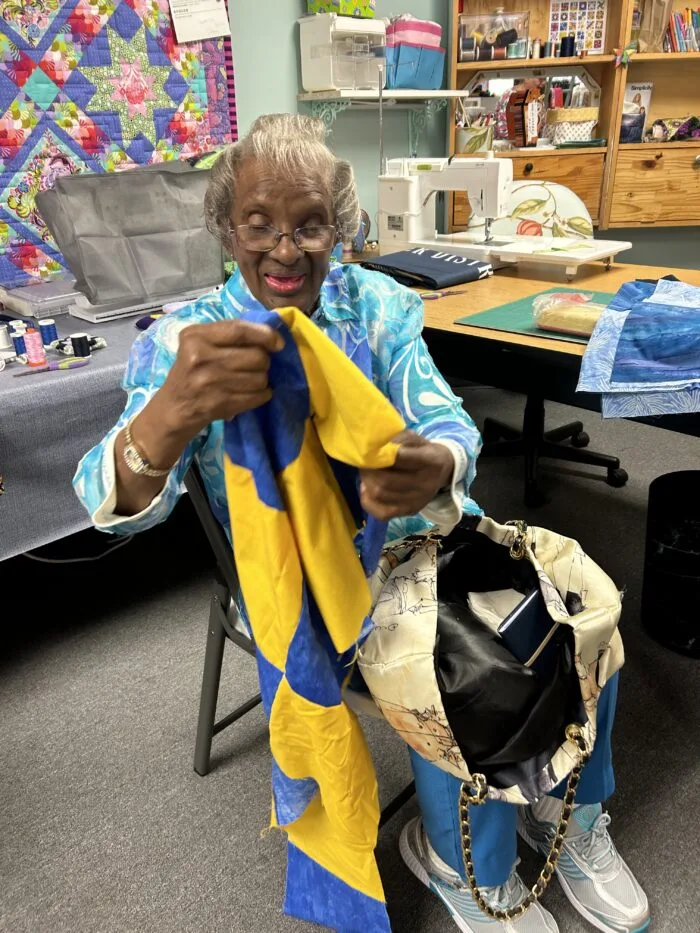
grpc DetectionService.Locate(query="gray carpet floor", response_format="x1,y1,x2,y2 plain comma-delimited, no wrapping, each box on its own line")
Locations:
2,389,699,933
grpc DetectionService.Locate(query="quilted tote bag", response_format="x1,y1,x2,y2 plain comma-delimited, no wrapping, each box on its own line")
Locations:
358,515,624,922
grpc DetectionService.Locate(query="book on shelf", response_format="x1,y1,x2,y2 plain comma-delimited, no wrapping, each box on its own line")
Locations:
620,82,653,143
665,9,700,51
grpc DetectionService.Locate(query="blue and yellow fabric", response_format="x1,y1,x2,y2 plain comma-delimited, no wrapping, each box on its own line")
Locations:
223,306,404,932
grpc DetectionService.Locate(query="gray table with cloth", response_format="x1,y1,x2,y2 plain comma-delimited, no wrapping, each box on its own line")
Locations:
0,315,142,561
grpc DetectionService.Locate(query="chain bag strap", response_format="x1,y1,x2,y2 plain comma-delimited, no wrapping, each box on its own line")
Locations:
458,519,592,920
459,725,591,921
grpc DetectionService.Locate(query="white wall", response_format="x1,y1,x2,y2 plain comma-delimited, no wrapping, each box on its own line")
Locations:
230,0,450,234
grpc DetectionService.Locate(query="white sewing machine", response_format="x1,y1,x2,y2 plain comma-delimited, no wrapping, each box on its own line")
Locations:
377,155,631,279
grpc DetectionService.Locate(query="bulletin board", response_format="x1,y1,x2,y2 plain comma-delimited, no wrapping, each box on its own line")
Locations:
0,0,238,288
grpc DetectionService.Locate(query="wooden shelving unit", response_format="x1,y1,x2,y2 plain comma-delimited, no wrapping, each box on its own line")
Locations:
631,51,700,60
448,0,700,229
457,55,616,71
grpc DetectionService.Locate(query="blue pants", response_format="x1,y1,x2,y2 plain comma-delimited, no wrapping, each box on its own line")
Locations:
410,673,619,887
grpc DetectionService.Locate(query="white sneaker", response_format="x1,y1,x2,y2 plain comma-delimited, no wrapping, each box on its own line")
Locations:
400,816,559,933
518,799,650,933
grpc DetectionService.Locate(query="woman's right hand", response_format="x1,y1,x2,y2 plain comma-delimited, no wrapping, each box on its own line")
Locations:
114,320,283,516
155,319,285,439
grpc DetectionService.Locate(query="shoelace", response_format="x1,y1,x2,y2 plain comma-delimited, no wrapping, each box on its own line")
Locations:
482,857,527,910
570,813,620,873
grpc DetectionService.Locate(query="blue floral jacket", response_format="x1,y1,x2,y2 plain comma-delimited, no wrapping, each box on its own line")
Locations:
73,263,482,542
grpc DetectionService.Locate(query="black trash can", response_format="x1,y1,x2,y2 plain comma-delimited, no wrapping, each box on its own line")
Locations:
641,471,700,658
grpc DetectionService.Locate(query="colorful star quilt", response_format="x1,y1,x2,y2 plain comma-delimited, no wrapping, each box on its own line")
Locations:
0,0,237,287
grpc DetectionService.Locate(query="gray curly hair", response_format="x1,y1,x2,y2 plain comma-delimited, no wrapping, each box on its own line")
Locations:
204,113,360,244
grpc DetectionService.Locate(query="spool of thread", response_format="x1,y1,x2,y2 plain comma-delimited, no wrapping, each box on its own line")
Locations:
24,328,47,367
495,28,518,48
506,41,519,59
70,333,91,358
543,41,553,57
493,46,507,60
460,36,476,58
10,320,27,333
531,38,542,59
39,318,58,345
475,45,495,61
0,323,12,351
515,37,528,57
560,34,576,57
11,332,26,355
470,30,485,44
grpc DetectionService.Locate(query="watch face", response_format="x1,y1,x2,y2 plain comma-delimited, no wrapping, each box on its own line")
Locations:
125,443,146,473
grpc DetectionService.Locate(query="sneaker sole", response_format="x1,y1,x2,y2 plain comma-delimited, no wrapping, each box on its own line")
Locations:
399,822,479,933
517,824,651,933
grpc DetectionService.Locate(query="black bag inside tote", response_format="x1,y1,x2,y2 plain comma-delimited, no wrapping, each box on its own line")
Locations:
434,523,583,789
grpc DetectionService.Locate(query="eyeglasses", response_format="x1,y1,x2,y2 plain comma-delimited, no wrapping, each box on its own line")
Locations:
229,224,337,253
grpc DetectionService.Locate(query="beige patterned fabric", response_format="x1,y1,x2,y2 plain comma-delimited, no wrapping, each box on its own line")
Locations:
358,518,624,804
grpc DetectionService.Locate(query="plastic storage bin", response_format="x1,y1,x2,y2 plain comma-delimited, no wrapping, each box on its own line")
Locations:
459,9,529,61
307,0,376,16
299,13,386,92
385,43,446,90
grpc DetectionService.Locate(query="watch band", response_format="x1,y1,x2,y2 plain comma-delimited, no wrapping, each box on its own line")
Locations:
122,418,172,478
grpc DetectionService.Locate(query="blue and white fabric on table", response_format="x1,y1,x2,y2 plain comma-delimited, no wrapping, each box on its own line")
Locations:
578,278,700,418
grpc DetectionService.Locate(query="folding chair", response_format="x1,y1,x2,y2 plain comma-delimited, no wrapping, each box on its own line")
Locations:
184,461,415,826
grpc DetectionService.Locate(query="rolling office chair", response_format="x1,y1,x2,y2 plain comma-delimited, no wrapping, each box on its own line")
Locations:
467,181,628,506
184,461,415,825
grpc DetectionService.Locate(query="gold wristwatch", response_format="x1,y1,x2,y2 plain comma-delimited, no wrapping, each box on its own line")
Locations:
122,418,172,478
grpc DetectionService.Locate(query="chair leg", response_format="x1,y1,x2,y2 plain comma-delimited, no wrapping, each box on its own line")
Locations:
483,416,522,443
539,440,620,471
544,420,584,444
193,581,229,777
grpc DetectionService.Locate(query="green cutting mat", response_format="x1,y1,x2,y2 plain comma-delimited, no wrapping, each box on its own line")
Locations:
455,288,615,344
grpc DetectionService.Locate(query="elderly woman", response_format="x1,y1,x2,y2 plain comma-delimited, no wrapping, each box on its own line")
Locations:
74,115,648,933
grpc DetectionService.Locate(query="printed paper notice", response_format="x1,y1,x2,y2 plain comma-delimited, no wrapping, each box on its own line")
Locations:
168,0,230,44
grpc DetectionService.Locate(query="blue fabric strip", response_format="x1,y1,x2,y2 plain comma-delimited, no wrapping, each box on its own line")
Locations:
272,762,318,827
284,843,391,933
285,590,344,707
610,304,700,386
255,646,284,719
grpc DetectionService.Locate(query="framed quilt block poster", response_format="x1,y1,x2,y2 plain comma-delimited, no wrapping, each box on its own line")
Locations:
0,0,237,287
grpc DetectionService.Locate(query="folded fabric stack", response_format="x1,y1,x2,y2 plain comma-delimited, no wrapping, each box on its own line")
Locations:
578,278,700,418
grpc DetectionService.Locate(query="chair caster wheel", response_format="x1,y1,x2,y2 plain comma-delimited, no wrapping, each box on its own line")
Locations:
607,468,629,488
571,431,590,448
524,482,549,508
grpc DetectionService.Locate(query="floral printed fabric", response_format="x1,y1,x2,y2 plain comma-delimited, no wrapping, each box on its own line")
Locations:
0,0,236,287
468,181,594,240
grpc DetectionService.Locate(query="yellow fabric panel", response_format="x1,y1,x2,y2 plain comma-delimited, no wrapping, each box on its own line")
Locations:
223,460,302,670
270,677,384,901
276,307,405,468
281,420,373,654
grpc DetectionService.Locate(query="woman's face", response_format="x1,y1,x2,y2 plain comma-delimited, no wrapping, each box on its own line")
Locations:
229,159,335,315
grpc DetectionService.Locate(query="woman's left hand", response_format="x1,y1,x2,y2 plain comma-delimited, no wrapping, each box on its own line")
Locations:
360,430,454,521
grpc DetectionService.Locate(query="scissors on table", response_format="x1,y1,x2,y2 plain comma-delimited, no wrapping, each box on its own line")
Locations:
419,289,471,300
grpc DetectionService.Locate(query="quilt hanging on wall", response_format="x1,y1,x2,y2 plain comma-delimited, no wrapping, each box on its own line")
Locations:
0,0,237,287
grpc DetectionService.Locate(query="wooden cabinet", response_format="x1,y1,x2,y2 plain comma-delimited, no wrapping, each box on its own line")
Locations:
609,144,700,226
453,152,606,227
448,1,700,230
